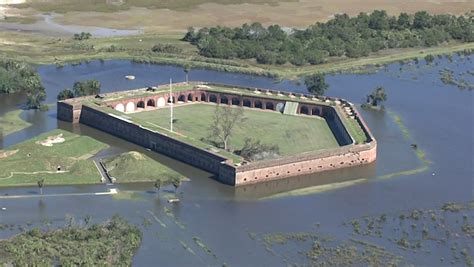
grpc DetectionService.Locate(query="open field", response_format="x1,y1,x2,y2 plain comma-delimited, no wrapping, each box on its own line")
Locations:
6,0,472,32
0,129,108,187
127,103,339,155
0,109,31,136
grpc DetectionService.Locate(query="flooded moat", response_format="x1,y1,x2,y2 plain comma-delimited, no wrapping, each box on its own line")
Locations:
0,56,473,265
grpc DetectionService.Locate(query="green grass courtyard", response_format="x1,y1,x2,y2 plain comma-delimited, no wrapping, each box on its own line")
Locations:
128,103,340,156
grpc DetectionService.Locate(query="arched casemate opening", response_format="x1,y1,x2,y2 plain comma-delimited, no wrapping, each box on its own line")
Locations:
221,96,229,104
243,99,252,107
265,102,274,110
255,100,263,109
137,101,145,108
147,99,155,107
201,93,207,102
178,94,186,102
300,105,309,115
209,94,218,103
312,107,321,116
231,97,240,106
187,94,193,101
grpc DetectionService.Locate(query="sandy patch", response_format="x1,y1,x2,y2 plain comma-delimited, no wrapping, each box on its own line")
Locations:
0,149,18,159
36,133,66,147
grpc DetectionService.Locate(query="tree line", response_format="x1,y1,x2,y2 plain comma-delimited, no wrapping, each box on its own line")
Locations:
0,60,46,109
183,10,473,66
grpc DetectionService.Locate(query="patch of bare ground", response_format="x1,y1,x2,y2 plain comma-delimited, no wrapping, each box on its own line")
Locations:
0,149,18,159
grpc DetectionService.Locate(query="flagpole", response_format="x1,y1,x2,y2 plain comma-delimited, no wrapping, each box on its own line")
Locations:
170,78,173,132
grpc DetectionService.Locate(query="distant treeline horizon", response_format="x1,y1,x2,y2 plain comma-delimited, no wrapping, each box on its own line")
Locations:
182,10,473,66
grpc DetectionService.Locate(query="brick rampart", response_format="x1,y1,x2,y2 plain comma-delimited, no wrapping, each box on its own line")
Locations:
57,82,377,186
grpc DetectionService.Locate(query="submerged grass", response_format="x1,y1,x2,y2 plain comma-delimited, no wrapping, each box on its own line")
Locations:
111,190,145,201
0,109,31,137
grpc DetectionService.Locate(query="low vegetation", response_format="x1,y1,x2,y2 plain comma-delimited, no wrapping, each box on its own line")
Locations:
342,201,474,266
236,138,280,161
15,0,292,13
183,10,473,66
439,68,474,90
0,215,142,266
73,32,92,41
103,151,183,183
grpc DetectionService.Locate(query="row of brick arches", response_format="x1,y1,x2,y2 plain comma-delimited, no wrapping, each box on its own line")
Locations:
112,90,323,117
299,105,322,116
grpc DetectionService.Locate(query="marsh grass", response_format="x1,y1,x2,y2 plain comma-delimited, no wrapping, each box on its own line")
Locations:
0,215,142,266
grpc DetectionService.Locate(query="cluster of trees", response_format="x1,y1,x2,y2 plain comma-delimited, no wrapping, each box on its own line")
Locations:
151,43,183,54
183,10,473,65
365,86,388,107
73,32,92,40
57,79,101,100
0,60,46,109
304,73,329,95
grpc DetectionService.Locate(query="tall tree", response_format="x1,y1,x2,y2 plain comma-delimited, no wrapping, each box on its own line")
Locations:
304,73,329,95
209,105,245,151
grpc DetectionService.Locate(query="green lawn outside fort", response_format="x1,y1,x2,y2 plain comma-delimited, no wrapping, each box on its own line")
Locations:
0,129,182,187
127,103,340,156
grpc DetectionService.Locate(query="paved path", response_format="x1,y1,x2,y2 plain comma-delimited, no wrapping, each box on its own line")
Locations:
0,188,118,199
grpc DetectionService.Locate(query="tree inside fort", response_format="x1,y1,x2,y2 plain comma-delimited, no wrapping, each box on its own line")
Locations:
208,105,245,151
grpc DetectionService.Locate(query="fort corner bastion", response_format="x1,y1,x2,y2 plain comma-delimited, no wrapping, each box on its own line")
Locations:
57,82,376,186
